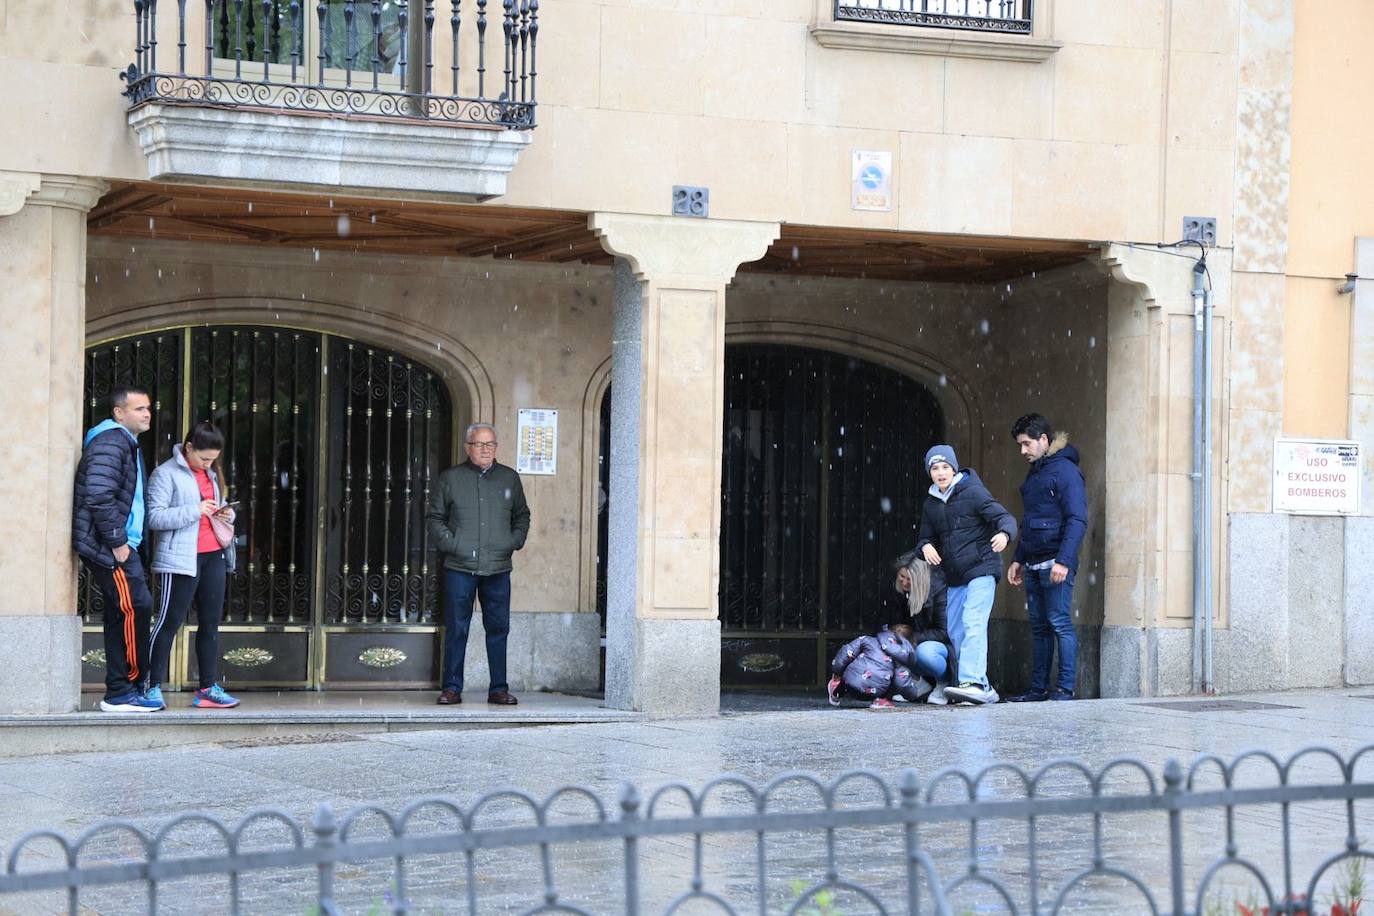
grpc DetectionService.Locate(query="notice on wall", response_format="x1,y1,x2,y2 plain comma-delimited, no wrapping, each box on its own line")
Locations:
851,149,892,212
1273,437,1361,515
516,408,558,476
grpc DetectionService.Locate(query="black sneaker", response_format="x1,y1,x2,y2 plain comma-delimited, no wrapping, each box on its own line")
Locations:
1050,689,1075,701
1007,688,1050,703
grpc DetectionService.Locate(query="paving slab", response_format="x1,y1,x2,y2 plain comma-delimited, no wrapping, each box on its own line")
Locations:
0,689,1372,914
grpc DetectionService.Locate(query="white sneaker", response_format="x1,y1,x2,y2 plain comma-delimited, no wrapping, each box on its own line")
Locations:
99,692,159,713
944,683,1000,705
912,677,933,701
892,694,910,703
927,683,949,706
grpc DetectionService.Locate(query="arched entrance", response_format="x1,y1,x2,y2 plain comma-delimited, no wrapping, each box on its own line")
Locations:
596,343,945,687
79,326,453,690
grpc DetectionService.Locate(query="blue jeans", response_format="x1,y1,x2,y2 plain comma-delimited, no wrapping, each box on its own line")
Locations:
440,570,511,693
913,640,949,681
1025,565,1077,694
946,575,995,688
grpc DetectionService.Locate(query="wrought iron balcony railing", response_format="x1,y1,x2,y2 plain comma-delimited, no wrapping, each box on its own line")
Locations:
834,0,1033,34
123,0,538,129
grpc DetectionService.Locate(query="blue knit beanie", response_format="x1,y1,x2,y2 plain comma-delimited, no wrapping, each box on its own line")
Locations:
924,444,958,472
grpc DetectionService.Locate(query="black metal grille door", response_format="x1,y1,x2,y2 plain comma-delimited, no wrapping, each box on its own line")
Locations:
192,328,320,625
595,344,945,687
324,342,451,626
720,345,944,686
80,326,453,689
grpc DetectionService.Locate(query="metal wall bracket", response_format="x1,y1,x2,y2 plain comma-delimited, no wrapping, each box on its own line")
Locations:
1182,216,1217,247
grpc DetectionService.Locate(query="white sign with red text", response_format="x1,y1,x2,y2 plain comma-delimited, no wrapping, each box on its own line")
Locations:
1273,437,1361,515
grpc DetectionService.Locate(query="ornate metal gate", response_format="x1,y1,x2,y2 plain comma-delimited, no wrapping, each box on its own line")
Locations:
79,326,452,690
719,345,944,687
596,344,944,687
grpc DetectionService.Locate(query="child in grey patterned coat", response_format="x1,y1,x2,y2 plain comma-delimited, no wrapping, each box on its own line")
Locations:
826,623,934,709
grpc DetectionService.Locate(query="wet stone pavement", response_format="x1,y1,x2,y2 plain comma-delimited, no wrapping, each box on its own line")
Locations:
2,688,1373,914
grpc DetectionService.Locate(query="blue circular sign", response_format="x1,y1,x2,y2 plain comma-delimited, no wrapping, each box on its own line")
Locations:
859,164,885,189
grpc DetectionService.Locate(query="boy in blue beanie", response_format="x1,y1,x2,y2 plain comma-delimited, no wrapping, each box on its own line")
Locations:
915,444,1017,705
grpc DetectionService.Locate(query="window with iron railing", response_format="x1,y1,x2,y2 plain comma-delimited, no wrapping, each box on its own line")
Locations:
833,0,1033,35
124,0,539,129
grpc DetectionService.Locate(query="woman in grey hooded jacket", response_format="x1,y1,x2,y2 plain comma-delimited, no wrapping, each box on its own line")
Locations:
145,422,240,709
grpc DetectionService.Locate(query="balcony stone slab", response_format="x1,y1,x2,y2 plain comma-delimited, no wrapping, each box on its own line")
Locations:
128,103,532,201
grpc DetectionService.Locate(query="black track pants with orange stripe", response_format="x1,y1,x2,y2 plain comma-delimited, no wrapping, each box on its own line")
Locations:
83,552,154,699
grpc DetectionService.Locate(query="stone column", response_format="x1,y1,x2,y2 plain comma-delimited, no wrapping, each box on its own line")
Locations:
0,172,107,714
1097,243,1232,698
589,213,779,714
1345,237,1374,685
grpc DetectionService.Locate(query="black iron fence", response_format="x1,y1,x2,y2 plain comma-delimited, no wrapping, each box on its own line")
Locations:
123,0,538,128
834,0,1034,34
2,746,1372,914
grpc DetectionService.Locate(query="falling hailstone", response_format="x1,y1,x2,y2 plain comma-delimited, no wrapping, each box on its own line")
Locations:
979,319,990,334
879,497,892,514
937,374,948,387
337,214,351,237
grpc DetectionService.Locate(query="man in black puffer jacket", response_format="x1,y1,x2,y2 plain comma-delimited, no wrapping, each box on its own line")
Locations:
73,386,161,712
916,444,1017,706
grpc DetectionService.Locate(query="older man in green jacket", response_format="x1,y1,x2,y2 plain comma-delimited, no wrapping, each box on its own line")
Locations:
426,423,531,706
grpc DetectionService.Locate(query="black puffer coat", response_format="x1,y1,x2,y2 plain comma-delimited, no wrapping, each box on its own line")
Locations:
916,468,1017,586
72,428,142,568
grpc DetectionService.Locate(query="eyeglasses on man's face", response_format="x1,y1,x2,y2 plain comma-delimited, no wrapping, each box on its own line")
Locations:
466,440,498,449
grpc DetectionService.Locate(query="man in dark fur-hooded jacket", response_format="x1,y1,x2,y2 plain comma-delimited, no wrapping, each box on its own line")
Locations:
916,444,1017,706
1006,413,1088,703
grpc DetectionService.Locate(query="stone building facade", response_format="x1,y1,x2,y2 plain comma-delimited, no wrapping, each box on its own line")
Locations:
0,0,1367,714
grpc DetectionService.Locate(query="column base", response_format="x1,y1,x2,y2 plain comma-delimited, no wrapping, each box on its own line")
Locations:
0,615,81,714
453,611,601,693
605,618,720,715
1346,517,1374,685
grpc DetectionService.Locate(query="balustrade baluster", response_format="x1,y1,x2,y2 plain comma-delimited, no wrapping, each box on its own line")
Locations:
134,0,145,75
290,0,300,80
149,0,158,73
233,0,244,77
423,0,436,93
397,1,408,88
316,1,326,83
370,0,381,89
344,0,356,87
502,0,512,102
263,0,273,79
518,0,528,103
450,0,460,96
527,0,537,106
475,0,486,98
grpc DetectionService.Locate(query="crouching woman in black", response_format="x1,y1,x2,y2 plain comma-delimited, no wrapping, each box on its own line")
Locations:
894,550,955,706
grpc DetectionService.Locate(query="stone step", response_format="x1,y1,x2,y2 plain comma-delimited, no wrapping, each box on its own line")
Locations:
0,691,641,758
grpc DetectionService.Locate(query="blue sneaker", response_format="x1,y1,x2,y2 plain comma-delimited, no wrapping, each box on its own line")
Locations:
99,690,160,713
193,685,240,709
143,686,166,709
